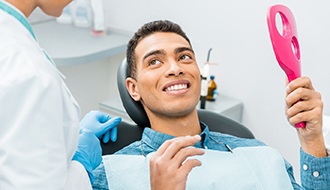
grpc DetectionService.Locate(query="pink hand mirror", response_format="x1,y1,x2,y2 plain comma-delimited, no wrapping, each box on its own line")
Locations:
267,4,305,128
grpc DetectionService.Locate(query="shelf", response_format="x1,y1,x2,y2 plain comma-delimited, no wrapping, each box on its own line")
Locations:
99,98,135,125
32,20,131,66
196,96,243,122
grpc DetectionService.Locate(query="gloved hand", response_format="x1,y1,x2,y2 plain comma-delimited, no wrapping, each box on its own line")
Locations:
80,110,122,143
72,129,102,184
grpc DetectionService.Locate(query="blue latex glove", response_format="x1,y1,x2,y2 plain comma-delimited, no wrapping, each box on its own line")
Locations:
80,110,122,143
72,129,102,184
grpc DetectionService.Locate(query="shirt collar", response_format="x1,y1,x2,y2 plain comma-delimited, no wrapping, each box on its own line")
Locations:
196,122,210,148
141,122,211,150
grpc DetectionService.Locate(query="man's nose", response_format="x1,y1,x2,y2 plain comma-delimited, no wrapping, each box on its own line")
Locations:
165,60,185,77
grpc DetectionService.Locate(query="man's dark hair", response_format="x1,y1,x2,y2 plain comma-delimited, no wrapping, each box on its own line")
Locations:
126,20,191,79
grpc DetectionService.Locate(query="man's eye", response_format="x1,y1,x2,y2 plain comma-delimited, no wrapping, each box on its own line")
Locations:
149,59,161,66
179,54,192,60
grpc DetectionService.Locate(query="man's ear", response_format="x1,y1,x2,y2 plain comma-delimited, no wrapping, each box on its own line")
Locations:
126,77,141,101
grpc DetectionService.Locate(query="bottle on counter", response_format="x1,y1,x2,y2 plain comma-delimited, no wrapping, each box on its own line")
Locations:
206,75,217,101
73,0,92,28
91,0,106,36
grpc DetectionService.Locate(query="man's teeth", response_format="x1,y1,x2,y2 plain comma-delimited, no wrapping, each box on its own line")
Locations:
166,84,188,92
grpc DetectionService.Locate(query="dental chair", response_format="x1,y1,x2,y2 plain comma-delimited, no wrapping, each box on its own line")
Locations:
101,59,255,155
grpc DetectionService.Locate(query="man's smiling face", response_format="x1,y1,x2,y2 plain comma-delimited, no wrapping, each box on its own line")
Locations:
126,32,201,118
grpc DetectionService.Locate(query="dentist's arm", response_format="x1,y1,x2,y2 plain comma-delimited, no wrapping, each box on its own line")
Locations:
73,111,122,183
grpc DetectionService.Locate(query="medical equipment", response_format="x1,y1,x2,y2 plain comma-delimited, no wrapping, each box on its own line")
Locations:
73,0,92,28
79,110,121,143
267,4,305,128
91,0,106,36
200,48,212,109
207,75,217,101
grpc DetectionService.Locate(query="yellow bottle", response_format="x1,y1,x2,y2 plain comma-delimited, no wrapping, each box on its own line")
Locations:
206,75,217,101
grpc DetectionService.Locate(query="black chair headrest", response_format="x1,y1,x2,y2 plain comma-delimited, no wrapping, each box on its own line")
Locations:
117,58,150,127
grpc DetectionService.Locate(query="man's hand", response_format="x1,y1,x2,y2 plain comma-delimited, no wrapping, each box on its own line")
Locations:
149,135,205,190
285,76,326,157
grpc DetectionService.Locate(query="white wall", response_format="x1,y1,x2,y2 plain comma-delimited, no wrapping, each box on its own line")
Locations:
57,54,125,117
103,0,330,182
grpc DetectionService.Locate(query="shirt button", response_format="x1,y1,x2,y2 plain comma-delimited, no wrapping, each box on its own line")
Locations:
204,146,208,149
313,171,319,178
303,164,308,171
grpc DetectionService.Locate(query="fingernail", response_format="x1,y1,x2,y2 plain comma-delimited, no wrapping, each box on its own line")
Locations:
194,135,201,140
286,85,290,92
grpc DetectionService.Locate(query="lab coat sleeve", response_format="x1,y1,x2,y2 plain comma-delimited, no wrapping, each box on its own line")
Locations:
0,42,91,189
65,161,92,190
323,115,330,150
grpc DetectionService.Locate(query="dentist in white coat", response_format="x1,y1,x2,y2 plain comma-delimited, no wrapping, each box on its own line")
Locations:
324,115,330,149
0,0,121,189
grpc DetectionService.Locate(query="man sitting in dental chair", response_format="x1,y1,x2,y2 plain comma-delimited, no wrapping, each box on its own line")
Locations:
93,20,330,190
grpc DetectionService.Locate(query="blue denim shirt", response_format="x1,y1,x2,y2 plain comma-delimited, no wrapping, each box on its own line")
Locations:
93,123,330,190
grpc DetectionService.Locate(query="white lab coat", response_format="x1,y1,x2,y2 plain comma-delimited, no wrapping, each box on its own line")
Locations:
0,2,91,190
323,115,330,150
